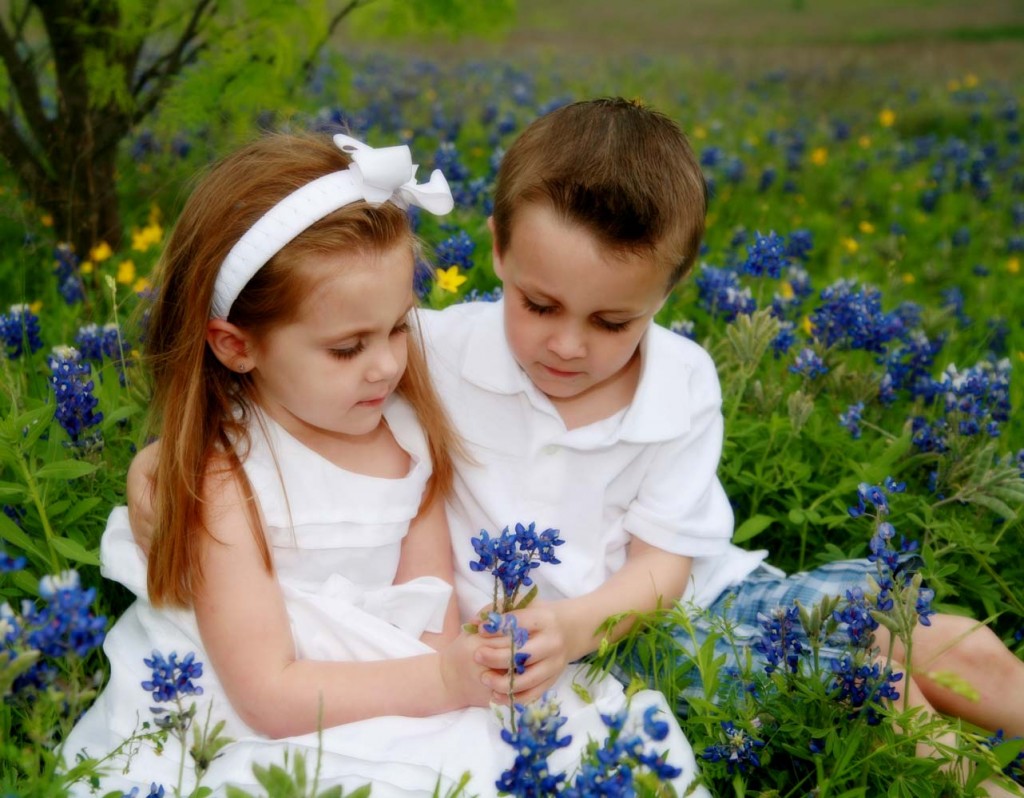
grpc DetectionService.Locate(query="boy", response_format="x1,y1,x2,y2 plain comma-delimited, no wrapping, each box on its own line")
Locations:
413,98,1024,746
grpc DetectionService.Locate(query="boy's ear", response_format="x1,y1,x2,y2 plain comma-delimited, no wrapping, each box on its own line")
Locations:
487,216,505,281
206,319,255,373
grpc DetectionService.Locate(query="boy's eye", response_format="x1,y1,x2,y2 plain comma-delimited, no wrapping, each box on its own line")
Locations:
522,296,555,316
328,342,365,360
594,317,630,333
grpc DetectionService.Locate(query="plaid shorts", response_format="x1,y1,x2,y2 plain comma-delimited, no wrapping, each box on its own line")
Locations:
662,557,921,697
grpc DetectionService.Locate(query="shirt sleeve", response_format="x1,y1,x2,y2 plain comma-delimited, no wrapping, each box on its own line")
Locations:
622,352,734,557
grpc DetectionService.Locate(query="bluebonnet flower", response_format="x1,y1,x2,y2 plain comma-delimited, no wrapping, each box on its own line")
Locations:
482,612,530,674
563,708,682,795
0,547,26,573
1,602,20,645
757,166,777,192
915,587,936,627
834,586,881,647
121,785,166,798
753,605,804,674
984,730,1024,786
771,321,796,358
669,318,696,340
742,231,788,278
0,304,44,358
24,570,107,659
847,482,890,518
838,402,865,439
789,348,828,379
433,142,471,183
142,650,204,703
74,322,133,384
496,695,571,796
695,266,756,321
809,279,903,353
47,346,104,445
701,721,765,774
469,523,563,609
642,705,670,742
53,244,85,305
829,655,902,725
461,287,504,303
435,229,476,271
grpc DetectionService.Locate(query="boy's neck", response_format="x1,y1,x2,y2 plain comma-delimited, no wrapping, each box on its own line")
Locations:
546,348,642,431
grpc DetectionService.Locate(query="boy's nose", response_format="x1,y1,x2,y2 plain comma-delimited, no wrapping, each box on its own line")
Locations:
547,327,586,360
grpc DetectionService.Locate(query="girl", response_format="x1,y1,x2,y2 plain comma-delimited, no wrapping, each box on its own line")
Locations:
63,132,521,796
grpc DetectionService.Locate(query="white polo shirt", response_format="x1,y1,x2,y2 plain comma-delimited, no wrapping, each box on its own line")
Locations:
418,300,767,621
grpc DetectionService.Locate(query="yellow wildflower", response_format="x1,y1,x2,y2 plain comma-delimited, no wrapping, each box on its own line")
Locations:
879,108,896,128
80,261,94,275
148,203,163,225
947,79,961,92
131,222,164,253
30,300,43,314
41,213,53,227
858,135,872,149
780,281,795,300
117,260,136,285
133,277,152,294
693,125,707,140
841,237,859,254
859,221,875,234
800,316,813,336
964,73,979,88
810,147,828,166
902,273,916,285
435,266,468,293
90,241,113,262
1009,257,1020,275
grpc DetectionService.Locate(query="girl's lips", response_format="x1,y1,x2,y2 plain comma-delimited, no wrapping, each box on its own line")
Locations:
357,395,388,407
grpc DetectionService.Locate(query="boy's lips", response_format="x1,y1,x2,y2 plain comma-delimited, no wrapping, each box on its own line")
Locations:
541,363,583,378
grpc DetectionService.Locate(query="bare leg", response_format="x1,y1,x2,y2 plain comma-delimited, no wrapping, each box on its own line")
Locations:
874,613,1024,736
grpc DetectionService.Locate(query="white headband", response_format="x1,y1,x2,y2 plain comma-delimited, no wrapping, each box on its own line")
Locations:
210,133,455,320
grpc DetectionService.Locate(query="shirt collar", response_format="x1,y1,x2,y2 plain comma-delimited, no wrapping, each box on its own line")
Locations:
459,299,693,442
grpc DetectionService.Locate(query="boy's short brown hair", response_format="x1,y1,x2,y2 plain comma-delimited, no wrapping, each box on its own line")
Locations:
492,97,707,289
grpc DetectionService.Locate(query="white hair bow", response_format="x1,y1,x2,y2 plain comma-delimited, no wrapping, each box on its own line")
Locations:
210,134,454,320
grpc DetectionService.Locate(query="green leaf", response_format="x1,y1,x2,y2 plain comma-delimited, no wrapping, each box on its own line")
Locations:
0,481,27,501
51,536,100,565
0,512,44,560
922,669,980,702
733,513,774,544
34,459,99,480
61,496,104,526
966,493,1016,520
992,736,1024,768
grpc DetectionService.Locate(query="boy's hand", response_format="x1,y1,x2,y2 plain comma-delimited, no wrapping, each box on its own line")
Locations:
439,627,497,708
127,441,160,553
475,602,571,704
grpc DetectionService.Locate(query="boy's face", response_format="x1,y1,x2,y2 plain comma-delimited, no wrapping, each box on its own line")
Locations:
491,203,667,406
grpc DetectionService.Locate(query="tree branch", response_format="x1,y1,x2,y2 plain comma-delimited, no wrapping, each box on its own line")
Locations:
0,105,50,193
0,10,52,148
300,0,372,81
130,0,215,98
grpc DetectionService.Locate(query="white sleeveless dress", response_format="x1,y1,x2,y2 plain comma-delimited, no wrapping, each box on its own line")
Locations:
62,398,708,797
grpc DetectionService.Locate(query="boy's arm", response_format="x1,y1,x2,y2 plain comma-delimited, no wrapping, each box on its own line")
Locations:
477,539,691,703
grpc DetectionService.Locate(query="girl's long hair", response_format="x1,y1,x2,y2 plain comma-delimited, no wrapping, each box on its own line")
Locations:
143,132,459,608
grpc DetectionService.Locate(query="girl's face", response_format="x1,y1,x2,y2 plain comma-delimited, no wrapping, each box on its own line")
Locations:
247,243,414,451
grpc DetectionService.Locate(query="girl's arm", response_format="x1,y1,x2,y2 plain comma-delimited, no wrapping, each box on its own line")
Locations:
193,467,490,739
392,489,461,648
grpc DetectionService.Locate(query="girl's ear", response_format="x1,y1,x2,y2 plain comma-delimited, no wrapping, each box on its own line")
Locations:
206,319,255,373
487,216,505,281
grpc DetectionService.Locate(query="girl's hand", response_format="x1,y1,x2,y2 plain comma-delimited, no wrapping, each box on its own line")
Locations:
439,628,496,708
475,602,571,705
